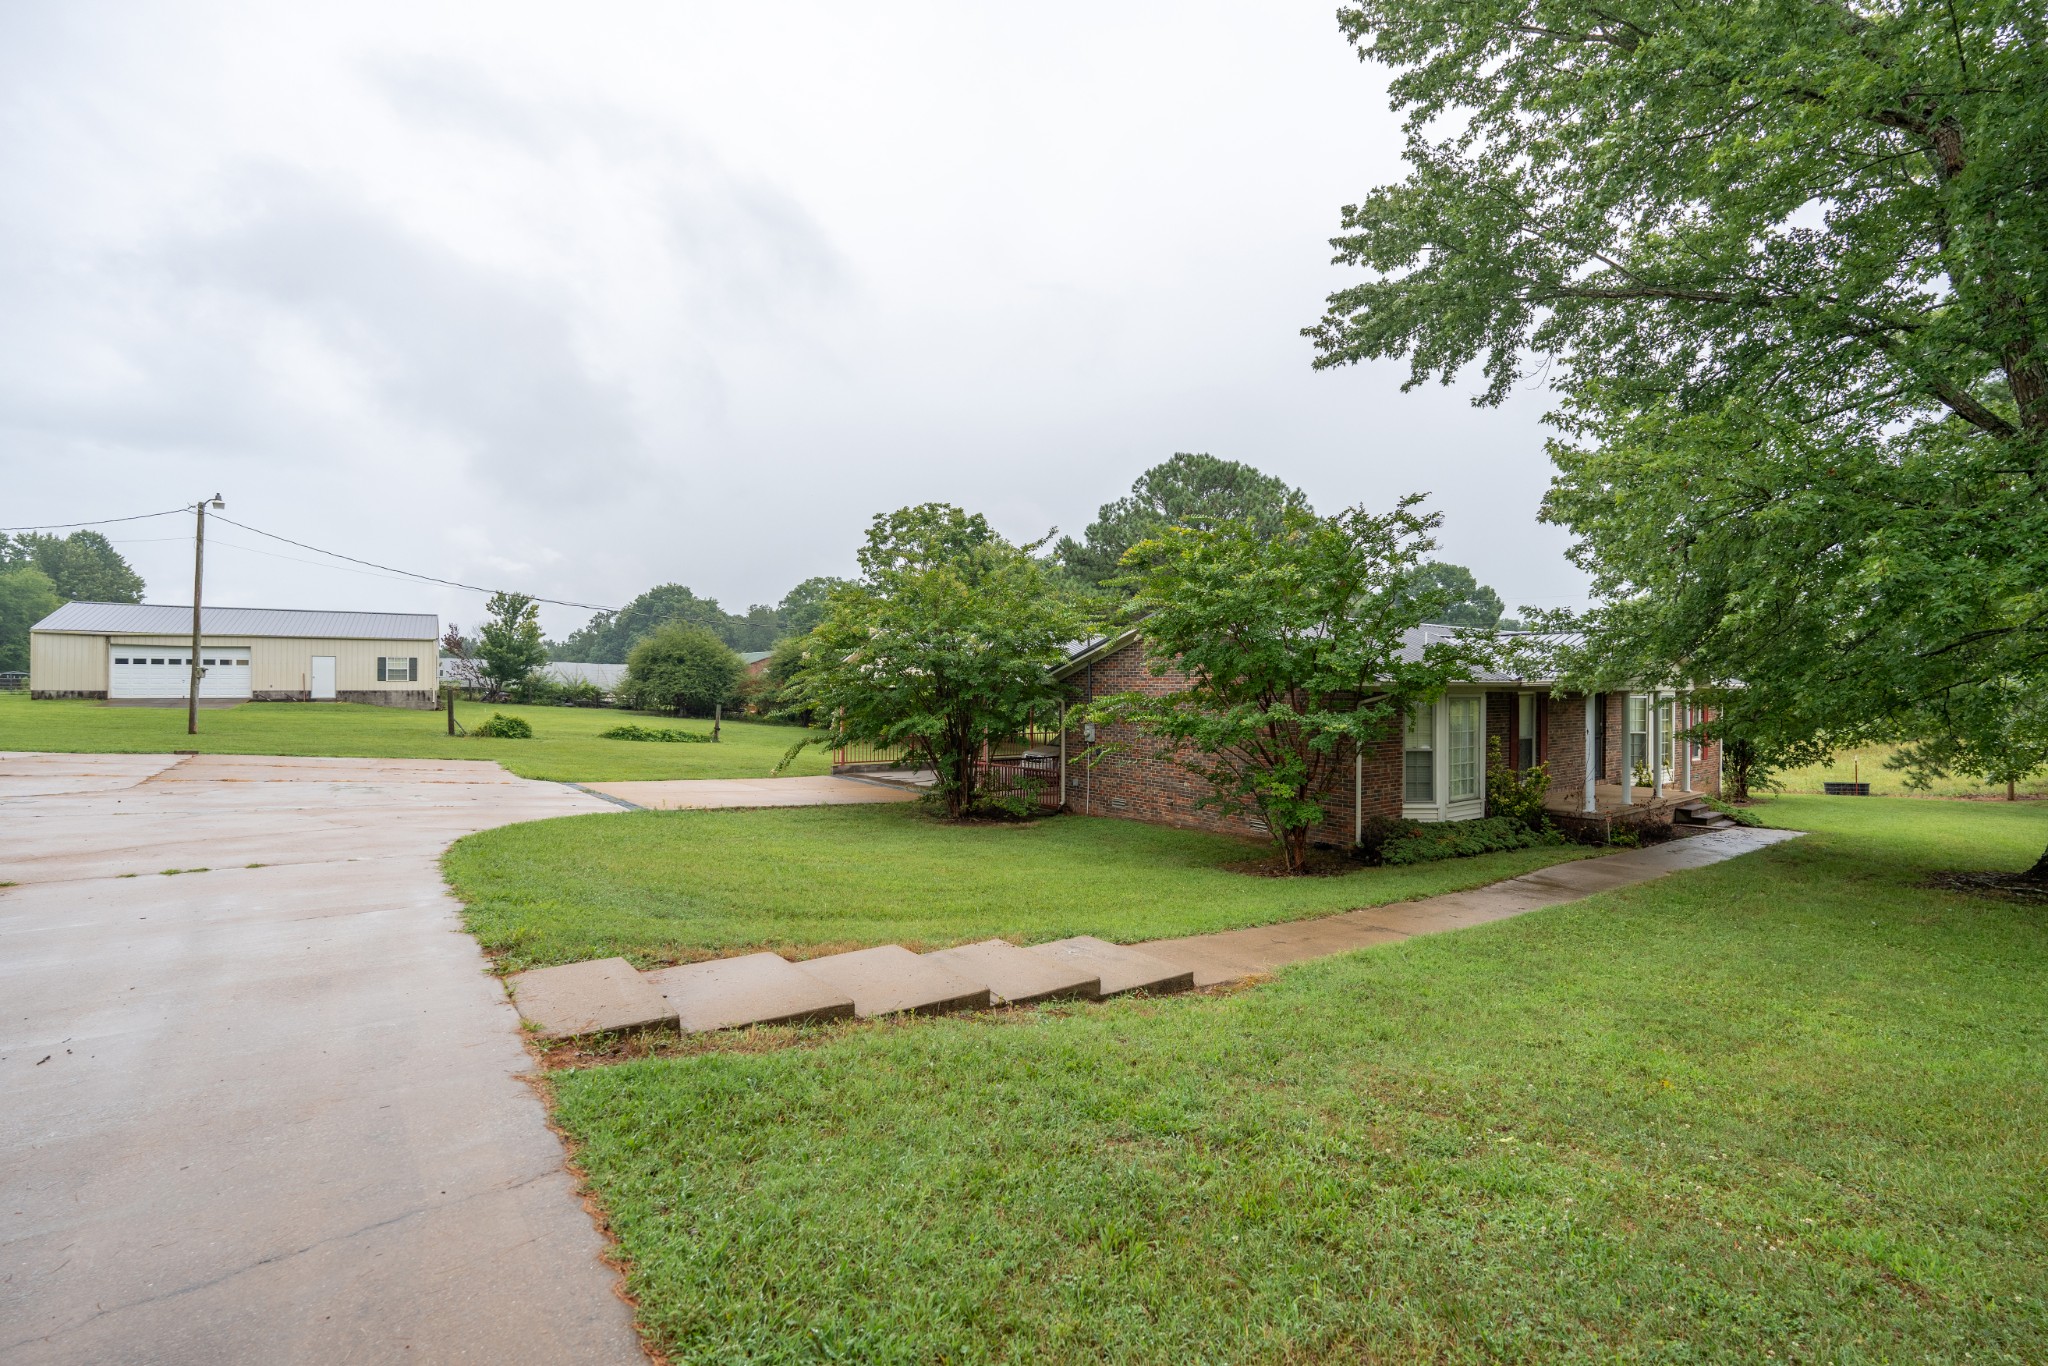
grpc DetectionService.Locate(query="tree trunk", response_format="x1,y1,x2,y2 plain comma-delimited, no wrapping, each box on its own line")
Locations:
2009,777,2017,802
2025,841,2048,885
1280,823,1310,875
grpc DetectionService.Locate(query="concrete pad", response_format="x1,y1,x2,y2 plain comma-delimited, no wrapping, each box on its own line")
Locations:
646,952,857,1032
788,945,992,1018
1027,936,1196,997
508,956,677,1038
0,752,644,1365
581,775,919,811
923,939,1101,1005
1132,937,1265,988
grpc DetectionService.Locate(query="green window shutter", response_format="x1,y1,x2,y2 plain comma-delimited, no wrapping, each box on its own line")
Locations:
377,658,387,682
408,657,419,683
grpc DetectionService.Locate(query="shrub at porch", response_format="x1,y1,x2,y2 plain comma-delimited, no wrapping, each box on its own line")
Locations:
1484,735,1549,829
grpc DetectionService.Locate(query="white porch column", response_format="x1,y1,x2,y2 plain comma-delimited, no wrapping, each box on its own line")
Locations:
1651,691,1664,800
1581,692,1596,814
1680,694,1692,792
1620,692,1634,807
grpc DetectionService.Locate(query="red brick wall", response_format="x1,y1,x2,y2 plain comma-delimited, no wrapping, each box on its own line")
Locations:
1061,639,1406,844
1543,692,1589,801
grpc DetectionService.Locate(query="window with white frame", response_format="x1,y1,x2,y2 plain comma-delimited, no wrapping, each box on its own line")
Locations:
1657,695,1675,776
377,657,419,683
1627,694,1650,778
1403,702,1434,803
1448,696,1483,802
1517,693,1538,769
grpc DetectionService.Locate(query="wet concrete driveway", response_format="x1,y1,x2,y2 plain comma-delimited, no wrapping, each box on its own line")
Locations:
0,752,645,1365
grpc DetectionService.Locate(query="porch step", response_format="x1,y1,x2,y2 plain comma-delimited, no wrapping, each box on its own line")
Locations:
1026,936,1196,997
922,939,1102,1005
507,957,677,1039
789,944,993,1018
645,952,857,1033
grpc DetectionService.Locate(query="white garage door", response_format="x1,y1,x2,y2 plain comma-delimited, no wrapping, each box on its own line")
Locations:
109,646,252,699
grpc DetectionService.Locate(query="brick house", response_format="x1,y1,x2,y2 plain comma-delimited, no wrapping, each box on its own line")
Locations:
1045,626,1722,844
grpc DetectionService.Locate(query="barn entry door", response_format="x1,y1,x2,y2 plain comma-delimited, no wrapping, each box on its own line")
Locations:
310,656,337,700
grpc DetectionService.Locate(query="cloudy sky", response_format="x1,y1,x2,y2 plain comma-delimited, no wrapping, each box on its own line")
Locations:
1,0,1580,639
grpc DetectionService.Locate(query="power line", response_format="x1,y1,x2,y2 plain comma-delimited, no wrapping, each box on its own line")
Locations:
0,506,191,533
208,513,618,613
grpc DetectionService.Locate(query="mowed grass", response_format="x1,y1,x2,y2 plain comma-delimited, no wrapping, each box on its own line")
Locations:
0,691,827,782
443,803,1600,970
548,795,2048,1363
1773,741,2048,799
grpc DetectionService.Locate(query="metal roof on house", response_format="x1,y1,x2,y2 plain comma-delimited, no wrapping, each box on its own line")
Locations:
30,601,439,641
1054,623,1578,685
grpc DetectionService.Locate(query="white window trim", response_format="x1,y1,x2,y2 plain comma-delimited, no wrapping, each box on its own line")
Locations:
1402,689,1489,823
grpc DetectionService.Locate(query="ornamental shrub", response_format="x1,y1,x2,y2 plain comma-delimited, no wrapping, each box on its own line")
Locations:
473,712,534,739
1485,735,1551,829
599,723,712,744
1373,814,1564,866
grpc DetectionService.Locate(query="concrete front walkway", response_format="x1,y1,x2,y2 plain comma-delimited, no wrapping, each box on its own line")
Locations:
512,824,1802,1038
0,752,645,1366
581,774,918,810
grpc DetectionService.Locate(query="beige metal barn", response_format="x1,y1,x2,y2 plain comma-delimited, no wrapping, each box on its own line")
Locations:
28,602,441,708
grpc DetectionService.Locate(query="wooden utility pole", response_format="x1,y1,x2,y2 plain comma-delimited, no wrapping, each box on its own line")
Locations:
187,494,223,736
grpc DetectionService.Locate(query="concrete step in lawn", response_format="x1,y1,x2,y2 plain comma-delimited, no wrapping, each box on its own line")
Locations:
1026,936,1196,998
923,938,1102,1005
789,944,993,1019
509,957,678,1040
645,952,856,1033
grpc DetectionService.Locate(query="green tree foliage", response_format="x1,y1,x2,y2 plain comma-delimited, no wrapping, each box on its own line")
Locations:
2,531,145,604
1086,499,1485,873
620,624,745,717
554,576,856,661
0,566,64,672
1402,561,1506,628
477,592,549,699
1056,453,1308,590
1307,0,2048,879
786,504,1087,819
775,575,847,638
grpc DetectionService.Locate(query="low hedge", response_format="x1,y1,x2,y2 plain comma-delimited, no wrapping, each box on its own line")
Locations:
1362,814,1565,866
600,723,713,744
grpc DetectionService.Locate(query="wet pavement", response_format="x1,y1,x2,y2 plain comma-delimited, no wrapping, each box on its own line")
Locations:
0,752,646,1366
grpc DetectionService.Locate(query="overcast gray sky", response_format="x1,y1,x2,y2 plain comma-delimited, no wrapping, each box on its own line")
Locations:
1,0,1583,639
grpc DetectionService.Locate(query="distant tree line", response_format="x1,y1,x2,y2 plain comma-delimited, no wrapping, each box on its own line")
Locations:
549,575,845,662
0,531,146,673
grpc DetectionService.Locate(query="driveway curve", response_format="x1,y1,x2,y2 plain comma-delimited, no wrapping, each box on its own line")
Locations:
0,752,644,1366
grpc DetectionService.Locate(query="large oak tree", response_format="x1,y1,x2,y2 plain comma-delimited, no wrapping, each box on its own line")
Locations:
1307,0,2048,877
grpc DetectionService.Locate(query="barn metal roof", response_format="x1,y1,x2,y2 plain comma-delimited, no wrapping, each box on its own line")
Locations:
31,601,439,641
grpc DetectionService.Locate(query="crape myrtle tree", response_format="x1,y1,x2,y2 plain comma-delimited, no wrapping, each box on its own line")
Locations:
476,592,549,700
784,504,1089,819
1055,453,1308,591
1306,0,2048,880
1085,499,1486,874
621,624,746,717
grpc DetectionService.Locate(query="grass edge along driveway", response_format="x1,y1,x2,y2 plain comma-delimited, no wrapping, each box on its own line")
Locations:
0,692,828,783
441,802,1604,971
546,794,2048,1363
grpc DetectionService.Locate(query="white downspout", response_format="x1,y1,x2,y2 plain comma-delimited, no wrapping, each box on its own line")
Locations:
1058,699,1068,811
1581,692,1596,815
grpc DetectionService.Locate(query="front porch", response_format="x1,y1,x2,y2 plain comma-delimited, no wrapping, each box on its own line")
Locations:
1547,783,1728,841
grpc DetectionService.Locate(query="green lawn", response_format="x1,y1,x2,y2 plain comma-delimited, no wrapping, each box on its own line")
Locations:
443,804,1600,970
547,795,2048,1363
1773,741,2048,800
0,691,827,782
